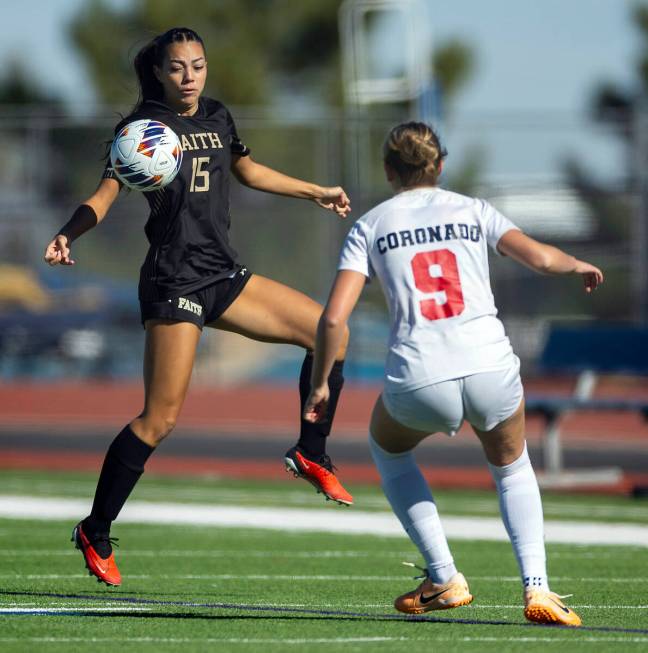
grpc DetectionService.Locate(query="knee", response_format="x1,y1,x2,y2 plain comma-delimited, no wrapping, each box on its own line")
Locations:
155,415,177,443
134,413,178,447
483,440,526,467
489,451,519,467
487,441,530,471
369,434,416,481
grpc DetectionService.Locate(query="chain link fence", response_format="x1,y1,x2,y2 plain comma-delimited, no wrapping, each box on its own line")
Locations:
0,104,639,383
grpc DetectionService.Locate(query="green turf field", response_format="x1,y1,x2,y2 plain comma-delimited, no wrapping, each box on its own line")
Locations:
1,470,647,652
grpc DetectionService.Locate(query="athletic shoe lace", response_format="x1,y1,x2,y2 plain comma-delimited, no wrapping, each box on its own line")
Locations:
92,535,119,559
317,454,337,473
526,587,573,600
402,561,429,580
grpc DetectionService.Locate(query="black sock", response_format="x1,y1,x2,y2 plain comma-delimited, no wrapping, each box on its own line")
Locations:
83,425,154,537
297,352,345,459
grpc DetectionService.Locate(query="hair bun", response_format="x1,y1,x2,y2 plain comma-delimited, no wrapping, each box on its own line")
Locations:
383,122,445,187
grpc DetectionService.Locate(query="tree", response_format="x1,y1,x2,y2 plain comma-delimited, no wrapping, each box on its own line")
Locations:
69,0,474,110
65,1,480,304
433,39,475,116
563,4,647,234
69,0,345,107
0,61,60,106
556,4,648,321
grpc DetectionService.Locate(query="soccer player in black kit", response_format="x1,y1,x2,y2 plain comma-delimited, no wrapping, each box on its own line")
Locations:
43,27,352,587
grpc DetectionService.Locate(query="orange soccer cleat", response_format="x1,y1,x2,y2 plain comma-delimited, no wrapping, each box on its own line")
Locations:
284,447,353,505
524,589,582,626
394,570,473,614
71,522,122,587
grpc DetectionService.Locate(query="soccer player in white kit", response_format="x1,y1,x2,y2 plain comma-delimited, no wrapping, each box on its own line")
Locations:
304,122,603,626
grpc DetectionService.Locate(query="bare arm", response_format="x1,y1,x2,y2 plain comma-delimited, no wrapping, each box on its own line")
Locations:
497,229,604,293
44,177,120,266
230,154,351,218
304,270,366,423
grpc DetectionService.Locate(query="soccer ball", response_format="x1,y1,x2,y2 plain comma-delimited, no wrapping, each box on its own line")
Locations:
110,119,183,191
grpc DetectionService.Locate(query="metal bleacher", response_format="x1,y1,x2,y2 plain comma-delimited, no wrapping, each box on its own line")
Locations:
525,324,648,487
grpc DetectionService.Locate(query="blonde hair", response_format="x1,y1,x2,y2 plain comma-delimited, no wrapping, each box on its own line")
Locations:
382,122,446,188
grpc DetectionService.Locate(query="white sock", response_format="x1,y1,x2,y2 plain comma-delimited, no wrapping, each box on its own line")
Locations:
369,435,457,584
488,443,548,591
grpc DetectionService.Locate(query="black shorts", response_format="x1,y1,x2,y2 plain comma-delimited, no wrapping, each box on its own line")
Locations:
140,267,252,329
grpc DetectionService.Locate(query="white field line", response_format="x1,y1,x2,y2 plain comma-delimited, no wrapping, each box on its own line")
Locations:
0,574,151,579
1,495,647,547
443,637,648,643
3,601,646,610
188,574,647,583
0,637,405,644
0,637,647,644
0,607,151,613
5,477,648,521
0,547,644,558
6,475,648,518
5,479,647,520
2,602,156,607
0,549,413,557
0,573,645,584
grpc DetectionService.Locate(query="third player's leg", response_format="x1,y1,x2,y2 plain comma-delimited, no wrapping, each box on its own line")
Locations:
470,390,550,603
210,274,348,357
471,399,526,466
368,394,467,603
130,319,202,447
211,274,351,502
369,394,430,453
464,361,526,465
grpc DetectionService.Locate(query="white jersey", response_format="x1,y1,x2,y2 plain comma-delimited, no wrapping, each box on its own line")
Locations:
338,186,519,393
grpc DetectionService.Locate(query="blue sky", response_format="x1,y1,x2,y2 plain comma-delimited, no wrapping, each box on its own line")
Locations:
1,0,640,110
0,0,642,181
434,0,639,113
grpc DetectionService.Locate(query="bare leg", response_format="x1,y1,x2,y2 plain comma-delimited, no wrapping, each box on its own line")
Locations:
211,274,348,357
84,320,200,537
370,393,430,452
471,399,526,465
212,274,348,456
131,319,202,446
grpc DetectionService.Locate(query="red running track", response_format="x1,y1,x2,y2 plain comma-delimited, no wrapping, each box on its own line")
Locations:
1,380,647,442
1,380,647,494
2,448,647,495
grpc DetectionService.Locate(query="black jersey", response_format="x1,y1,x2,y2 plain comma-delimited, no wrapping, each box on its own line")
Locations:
104,97,250,301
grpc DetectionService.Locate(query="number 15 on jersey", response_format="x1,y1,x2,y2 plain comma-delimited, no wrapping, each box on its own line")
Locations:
190,156,210,192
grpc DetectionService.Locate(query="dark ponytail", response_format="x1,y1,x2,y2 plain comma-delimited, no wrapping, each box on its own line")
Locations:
133,27,205,107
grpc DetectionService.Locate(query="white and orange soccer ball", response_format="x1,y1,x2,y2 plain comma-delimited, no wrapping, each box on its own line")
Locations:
110,119,182,191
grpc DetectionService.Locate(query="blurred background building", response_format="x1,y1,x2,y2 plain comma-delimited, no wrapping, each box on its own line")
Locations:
0,0,645,385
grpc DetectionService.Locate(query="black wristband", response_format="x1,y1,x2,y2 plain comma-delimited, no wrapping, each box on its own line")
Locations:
59,204,98,242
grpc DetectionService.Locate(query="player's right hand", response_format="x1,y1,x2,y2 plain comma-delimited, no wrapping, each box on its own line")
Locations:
44,235,75,266
303,384,330,423
314,186,352,218
574,260,603,293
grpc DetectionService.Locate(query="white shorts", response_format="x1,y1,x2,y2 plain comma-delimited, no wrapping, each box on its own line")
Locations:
382,358,523,436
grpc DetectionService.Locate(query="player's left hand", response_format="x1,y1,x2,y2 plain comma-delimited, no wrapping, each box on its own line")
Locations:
303,384,330,423
44,234,75,266
315,186,351,218
574,260,604,293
